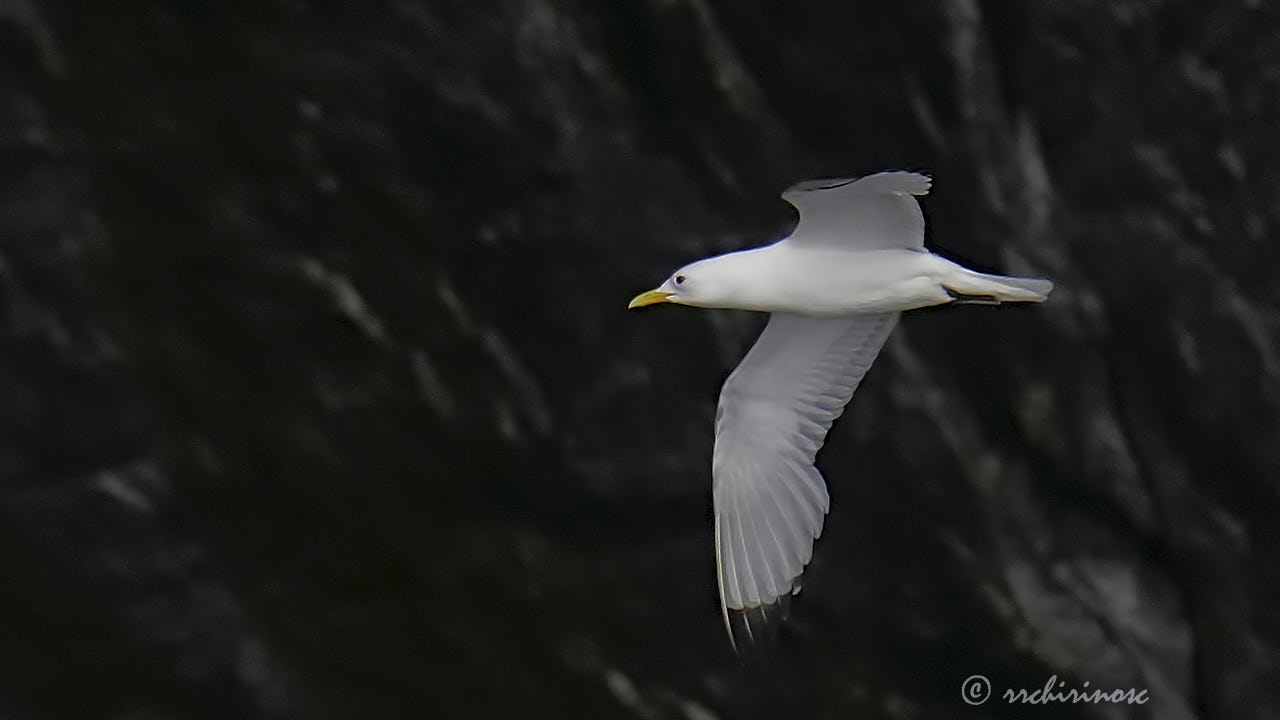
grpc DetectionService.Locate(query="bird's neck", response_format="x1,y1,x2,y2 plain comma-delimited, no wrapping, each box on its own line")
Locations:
693,244,789,311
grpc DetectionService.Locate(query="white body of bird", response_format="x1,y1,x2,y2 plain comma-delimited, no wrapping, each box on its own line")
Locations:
657,244,1050,315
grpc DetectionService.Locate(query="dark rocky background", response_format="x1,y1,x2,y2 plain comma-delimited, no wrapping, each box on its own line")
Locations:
2,1,1278,718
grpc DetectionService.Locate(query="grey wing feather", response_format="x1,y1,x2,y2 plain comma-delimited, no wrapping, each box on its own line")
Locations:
712,312,899,649
782,170,931,250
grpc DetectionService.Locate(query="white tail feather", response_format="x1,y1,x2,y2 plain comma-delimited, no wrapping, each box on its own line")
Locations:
944,269,1054,302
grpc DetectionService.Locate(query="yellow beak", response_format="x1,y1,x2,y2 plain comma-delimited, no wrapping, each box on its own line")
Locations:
628,289,674,309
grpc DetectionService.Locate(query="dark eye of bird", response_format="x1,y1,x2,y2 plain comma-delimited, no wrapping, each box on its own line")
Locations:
675,274,685,285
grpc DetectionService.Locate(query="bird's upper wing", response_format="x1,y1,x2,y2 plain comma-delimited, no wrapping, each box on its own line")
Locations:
712,311,899,648
782,171,931,250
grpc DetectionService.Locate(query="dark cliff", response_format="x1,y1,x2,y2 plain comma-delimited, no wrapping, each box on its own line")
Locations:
2,2,1278,719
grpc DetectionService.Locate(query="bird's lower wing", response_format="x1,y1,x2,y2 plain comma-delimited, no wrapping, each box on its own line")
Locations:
712,312,899,649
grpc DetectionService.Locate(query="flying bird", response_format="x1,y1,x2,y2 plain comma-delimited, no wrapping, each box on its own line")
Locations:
628,171,1052,650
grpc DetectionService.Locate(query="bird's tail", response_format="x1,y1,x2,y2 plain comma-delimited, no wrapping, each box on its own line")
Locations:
942,268,1054,303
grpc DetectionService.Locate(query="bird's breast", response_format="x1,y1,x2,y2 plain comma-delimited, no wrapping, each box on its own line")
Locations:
748,249,953,314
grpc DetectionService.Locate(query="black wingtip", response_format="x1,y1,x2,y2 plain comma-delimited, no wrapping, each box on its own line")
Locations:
725,597,793,660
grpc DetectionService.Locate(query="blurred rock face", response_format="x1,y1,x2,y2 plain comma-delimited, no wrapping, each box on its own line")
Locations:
2,1,1278,719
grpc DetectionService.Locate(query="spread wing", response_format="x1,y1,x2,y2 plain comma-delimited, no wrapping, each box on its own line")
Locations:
712,312,899,649
782,171,931,249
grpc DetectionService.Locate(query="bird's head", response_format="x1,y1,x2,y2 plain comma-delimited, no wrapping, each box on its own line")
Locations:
627,259,725,309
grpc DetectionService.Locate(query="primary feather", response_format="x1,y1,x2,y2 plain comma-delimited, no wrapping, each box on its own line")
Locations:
713,312,898,645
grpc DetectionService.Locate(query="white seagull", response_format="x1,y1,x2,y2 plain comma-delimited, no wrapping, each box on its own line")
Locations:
628,171,1052,650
